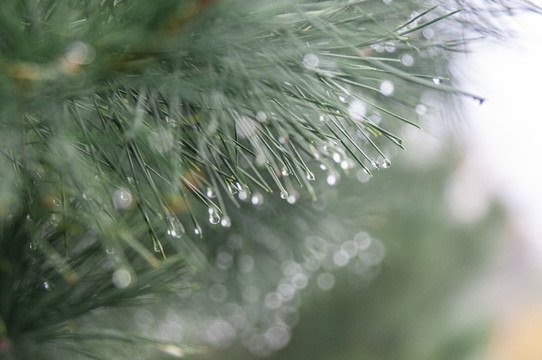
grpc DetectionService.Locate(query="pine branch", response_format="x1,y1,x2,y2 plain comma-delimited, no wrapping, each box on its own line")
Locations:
0,0,538,358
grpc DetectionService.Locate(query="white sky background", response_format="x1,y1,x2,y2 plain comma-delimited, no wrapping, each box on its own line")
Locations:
440,11,542,355
457,9,542,257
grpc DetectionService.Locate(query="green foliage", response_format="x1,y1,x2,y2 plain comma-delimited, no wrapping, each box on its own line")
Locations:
0,0,539,359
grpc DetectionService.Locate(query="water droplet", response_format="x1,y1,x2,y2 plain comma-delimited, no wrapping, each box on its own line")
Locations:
356,169,371,183
194,227,201,236
338,96,346,103
280,191,288,199
265,292,283,309
303,53,319,69
153,240,163,253
340,160,351,170
292,273,308,289
320,164,327,171
348,100,367,121
371,43,385,53
65,41,96,65
401,54,414,67
29,241,37,250
382,159,391,168
238,190,249,201
256,111,267,122
206,187,216,198
157,344,185,358
256,153,266,166
423,28,434,39
167,216,183,238
251,193,263,205
384,43,396,53
372,160,380,169
415,104,428,115
379,80,394,96
228,183,238,195
106,247,115,254
168,228,181,238
354,232,372,250
310,146,320,160
319,115,325,122
220,217,231,228
333,250,350,267
208,208,221,224
332,152,341,163
281,167,290,176
432,78,442,85
317,273,335,290
287,194,297,205
43,281,50,290
112,268,132,288
326,174,337,186
112,188,133,210
306,172,315,181
342,240,358,257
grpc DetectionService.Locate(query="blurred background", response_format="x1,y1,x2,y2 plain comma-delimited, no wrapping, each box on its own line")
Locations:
192,9,542,360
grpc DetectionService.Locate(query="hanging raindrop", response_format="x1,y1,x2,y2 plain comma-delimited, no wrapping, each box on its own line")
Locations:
167,216,183,238
153,237,164,253
348,100,367,121
228,183,238,195
251,193,264,205
327,174,337,186
306,172,315,181
206,187,216,198
238,190,249,201
379,80,394,96
208,208,221,224
287,194,297,205
401,54,414,67
303,53,319,69
112,188,133,210
382,159,391,168
432,78,442,85
372,160,381,169
220,217,232,228
168,228,181,238
415,104,428,115
356,169,371,183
